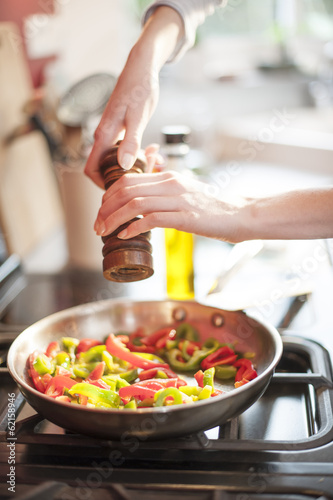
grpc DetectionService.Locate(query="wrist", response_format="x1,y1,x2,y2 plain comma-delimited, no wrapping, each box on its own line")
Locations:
136,6,184,71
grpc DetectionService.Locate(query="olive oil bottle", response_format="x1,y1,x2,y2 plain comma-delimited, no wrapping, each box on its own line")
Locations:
161,126,195,300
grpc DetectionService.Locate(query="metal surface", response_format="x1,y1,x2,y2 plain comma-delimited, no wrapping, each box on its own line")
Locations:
57,73,116,127
7,299,282,440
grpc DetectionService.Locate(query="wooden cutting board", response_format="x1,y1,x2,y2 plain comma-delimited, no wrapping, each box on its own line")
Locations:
0,22,64,258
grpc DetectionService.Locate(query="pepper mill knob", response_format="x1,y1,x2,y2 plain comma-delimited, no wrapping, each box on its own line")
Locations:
99,143,154,282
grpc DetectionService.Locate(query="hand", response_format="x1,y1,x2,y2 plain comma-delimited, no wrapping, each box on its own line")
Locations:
94,170,244,243
84,6,184,188
84,52,160,188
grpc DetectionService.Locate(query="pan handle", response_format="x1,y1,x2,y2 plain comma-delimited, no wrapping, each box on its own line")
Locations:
207,240,264,296
276,293,310,332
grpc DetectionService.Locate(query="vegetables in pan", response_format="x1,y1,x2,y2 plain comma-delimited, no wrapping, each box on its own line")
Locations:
27,322,257,409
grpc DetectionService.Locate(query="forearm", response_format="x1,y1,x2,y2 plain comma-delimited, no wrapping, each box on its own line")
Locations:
240,188,333,241
133,6,184,73
143,1,226,61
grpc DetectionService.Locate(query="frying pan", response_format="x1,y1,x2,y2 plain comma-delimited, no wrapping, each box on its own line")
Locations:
7,299,283,440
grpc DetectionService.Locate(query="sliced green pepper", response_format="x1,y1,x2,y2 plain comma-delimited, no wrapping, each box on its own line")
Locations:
61,337,79,352
72,362,101,379
181,340,192,361
124,399,137,409
101,350,114,371
154,387,183,406
203,338,220,350
179,386,201,397
215,364,237,380
69,383,121,407
203,367,215,391
55,352,71,368
166,340,219,372
175,323,199,342
198,385,213,400
79,345,106,363
33,354,53,375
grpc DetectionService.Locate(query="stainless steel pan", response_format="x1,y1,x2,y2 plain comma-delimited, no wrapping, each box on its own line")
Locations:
7,299,283,440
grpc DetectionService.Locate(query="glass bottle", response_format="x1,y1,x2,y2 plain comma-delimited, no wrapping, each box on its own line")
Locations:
161,126,195,300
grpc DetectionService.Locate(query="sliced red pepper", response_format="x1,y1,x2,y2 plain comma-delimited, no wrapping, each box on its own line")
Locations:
178,340,202,356
138,368,158,380
45,341,59,358
127,330,155,353
155,329,177,349
138,366,178,381
76,339,102,356
118,384,158,402
211,389,223,397
115,334,130,345
55,366,72,377
86,378,111,390
28,352,52,393
235,378,250,388
136,378,186,389
106,334,169,370
194,370,204,388
44,375,77,398
234,359,257,382
87,361,105,381
140,328,176,347
201,346,237,370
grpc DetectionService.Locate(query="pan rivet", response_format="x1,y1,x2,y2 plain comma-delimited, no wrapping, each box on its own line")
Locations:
212,313,224,327
173,307,187,322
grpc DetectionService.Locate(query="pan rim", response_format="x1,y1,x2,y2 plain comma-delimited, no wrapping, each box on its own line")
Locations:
7,298,283,415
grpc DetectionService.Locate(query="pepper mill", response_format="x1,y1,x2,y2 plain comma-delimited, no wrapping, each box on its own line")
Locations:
99,142,154,282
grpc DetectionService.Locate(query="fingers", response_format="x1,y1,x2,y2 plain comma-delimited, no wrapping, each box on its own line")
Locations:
95,194,184,236
84,114,124,188
117,212,185,239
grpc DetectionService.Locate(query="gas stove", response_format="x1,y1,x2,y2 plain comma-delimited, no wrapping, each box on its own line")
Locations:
0,257,333,499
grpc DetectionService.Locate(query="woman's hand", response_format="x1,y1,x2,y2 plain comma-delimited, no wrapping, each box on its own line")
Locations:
94,170,245,242
84,6,184,188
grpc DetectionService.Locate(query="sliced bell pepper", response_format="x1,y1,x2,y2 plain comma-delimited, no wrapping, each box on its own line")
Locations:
127,330,155,353
45,341,59,358
118,384,158,401
76,339,102,356
167,346,215,372
203,367,215,391
55,365,72,377
175,323,199,342
124,399,137,409
106,334,169,370
61,336,79,349
86,361,105,381
44,375,77,398
234,358,257,382
198,385,213,400
154,387,183,406
54,351,71,369
138,366,178,381
194,370,204,388
201,346,237,370
33,354,53,375
140,327,175,346
235,378,250,388
78,345,106,363
69,383,121,407
215,364,237,380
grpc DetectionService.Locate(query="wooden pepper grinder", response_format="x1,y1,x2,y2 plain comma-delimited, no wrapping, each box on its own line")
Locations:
99,142,154,282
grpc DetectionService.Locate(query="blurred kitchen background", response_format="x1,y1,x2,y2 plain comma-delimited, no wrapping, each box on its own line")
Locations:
1,0,333,337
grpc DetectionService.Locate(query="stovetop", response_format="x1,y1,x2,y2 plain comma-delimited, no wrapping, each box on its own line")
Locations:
1,263,333,499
